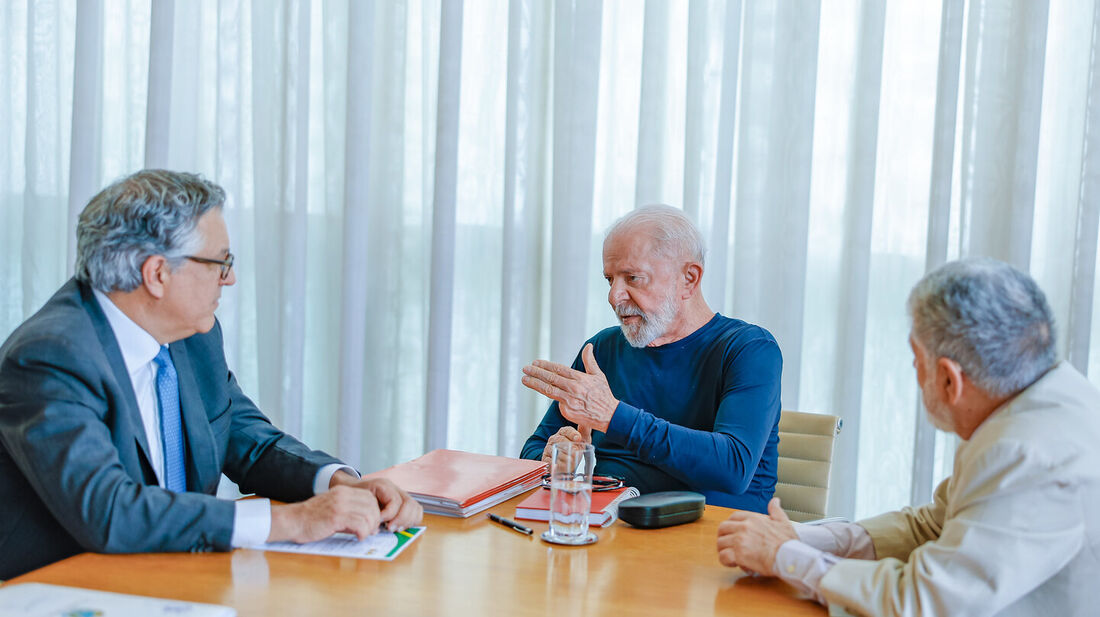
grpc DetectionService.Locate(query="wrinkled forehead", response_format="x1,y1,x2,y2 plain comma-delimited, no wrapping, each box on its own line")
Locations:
603,227,664,261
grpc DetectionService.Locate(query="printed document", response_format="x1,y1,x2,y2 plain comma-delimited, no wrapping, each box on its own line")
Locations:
252,526,425,561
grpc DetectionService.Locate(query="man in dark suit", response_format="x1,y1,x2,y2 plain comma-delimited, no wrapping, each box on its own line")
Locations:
0,169,421,579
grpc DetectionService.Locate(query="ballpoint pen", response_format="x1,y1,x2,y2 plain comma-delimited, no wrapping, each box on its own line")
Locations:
487,512,534,536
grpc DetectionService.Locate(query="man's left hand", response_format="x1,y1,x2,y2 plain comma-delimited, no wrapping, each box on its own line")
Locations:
330,473,423,532
521,343,619,433
716,497,798,575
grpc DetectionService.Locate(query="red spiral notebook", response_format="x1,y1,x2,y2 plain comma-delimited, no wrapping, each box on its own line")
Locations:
514,485,640,527
364,449,546,518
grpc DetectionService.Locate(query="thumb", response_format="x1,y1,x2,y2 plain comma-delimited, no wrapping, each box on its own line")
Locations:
767,497,791,524
581,343,603,376
578,425,592,443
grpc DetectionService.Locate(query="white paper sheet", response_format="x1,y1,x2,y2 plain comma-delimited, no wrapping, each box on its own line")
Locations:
251,526,425,561
0,583,235,617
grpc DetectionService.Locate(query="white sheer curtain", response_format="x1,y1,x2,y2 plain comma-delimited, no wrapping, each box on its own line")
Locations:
3,0,1100,519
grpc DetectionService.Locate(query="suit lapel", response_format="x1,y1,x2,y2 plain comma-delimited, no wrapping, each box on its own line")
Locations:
169,342,219,493
77,281,157,481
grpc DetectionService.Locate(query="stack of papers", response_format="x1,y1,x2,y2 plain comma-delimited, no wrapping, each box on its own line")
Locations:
364,449,546,517
0,583,235,616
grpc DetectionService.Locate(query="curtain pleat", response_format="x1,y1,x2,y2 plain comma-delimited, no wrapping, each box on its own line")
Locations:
336,0,373,467
22,0,67,313
824,0,887,522
1066,3,1100,375
67,0,103,273
214,0,246,369
549,0,601,365
165,5,200,171
634,0,670,208
497,0,551,458
731,1,820,408
1069,3,1100,376
281,0,311,439
704,0,741,313
960,0,1049,266
424,0,463,452
680,0,714,225
911,0,966,508
144,0,172,169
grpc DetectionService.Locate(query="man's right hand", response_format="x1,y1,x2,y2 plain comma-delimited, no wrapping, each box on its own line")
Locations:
541,425,592,462
715,497,797,575
268,485,388,544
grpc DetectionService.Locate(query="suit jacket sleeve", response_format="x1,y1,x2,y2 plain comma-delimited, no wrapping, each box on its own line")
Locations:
185,321,342,503
855,476,950,561
818,439,1086,617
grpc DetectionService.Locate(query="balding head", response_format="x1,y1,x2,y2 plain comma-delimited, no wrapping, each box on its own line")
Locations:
604,205,706,267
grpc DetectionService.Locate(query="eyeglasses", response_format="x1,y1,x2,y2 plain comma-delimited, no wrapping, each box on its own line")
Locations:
540,474,625,492
186,252,235,280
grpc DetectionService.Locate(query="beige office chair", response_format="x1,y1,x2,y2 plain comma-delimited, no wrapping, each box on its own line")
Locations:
775,410,843,523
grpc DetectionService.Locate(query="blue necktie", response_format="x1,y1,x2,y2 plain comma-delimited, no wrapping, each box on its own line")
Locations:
154,346,187,492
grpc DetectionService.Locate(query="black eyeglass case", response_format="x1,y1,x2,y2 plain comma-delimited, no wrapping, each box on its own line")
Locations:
618,491,705,529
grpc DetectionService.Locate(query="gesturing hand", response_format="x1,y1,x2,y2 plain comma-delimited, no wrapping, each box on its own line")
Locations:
716,497,798,575
521,343,619,433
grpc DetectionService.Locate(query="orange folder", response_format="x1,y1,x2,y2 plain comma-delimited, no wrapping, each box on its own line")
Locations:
364,449,547,517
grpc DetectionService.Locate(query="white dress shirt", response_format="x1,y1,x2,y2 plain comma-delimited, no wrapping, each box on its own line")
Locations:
774,522,876,603
93,290,353,547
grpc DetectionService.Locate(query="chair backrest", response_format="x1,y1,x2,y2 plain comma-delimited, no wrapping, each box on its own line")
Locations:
774,410,842,523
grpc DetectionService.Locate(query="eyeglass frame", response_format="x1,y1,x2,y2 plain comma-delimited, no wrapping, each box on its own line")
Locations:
540,473,625,492
185,252,235,280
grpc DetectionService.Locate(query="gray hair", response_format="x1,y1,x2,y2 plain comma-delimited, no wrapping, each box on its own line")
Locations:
75,169,226,292
907,257,1057,398
605,204,706,265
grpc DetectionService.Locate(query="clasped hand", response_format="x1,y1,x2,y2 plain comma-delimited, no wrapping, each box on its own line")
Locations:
269,475,423,544
715,497,798,576
521,343,619,437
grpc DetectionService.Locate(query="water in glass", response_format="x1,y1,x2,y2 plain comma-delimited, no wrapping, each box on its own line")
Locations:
549,476,593,539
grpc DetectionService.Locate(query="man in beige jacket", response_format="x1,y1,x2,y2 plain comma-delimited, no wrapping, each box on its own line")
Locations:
716,258,1100,616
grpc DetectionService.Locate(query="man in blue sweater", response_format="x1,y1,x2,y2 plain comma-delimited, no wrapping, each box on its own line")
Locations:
519,205,782,512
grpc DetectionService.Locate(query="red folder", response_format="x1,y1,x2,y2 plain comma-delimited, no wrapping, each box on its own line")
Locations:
514,485,640,527
364,449,546,518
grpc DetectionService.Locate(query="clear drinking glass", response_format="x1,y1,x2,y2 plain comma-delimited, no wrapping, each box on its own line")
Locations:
545,442,596,545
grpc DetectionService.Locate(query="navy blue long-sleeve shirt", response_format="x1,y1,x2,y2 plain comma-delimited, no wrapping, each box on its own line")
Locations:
520,313,782,512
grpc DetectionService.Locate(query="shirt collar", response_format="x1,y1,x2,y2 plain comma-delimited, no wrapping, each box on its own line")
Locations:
92,288,163,376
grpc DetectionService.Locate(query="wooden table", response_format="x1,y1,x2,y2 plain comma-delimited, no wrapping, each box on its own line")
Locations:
9,495,826,616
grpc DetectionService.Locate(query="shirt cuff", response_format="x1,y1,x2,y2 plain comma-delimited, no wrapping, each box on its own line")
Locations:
314,463,359,495
774,539,841,605
794,521,876,559
604,401,641,441
230,498,271,548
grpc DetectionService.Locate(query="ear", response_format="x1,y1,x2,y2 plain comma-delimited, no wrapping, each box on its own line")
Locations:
935,356,965,406
681,261,703,299
141,255,170,300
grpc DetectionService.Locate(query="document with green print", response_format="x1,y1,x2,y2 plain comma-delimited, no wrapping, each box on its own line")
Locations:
253,526,425,561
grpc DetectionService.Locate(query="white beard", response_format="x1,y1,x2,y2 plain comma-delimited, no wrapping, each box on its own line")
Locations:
615,291,680,348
